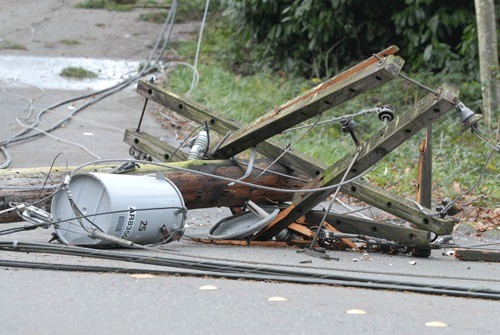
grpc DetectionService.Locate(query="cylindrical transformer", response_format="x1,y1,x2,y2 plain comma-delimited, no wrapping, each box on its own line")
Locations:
51,172,186,246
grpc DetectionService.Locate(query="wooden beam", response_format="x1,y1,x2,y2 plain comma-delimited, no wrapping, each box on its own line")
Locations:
341,179,454,235
416,126,432,208
256,83,459,240
136,79,455,235
124,129,188,162
137,80,328,178
288,222,315,238
189,237,290,247
136,82,241,136
214,51,404,157
304,211,430,247
0,160,304,223
455,248,500,262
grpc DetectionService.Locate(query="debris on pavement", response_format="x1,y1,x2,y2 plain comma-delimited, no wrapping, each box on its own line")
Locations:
0,45,495,264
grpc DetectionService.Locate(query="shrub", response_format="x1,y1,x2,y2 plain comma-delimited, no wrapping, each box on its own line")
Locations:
222,0,482,80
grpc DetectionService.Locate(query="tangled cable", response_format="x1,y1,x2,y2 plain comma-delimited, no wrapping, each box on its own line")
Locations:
0,0,211,169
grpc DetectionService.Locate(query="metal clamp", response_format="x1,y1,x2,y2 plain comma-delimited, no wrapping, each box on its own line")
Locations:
19,205,52,227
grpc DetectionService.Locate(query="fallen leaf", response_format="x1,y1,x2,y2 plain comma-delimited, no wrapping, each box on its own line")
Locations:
130,274,156,279
267,296,288,302
346,309,367,315
425,321,447,327
199,285,219,291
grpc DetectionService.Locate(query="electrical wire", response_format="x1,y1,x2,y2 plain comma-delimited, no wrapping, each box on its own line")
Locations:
38,153,66,199
1,78,134,147
15,118,101,160
1,79,45,121
283,107,381,133
0,241,498,300
0,0,182,168
437,147,496,216
145,0,178,66
398,72,438,95
3,197,499,286
0,146,11,169
0,222,49,236
2,212,498,285
168,124,203,162
255,114,322,179
335,198,373,220
187,0,210,96
1,257,499,301
159,61,200,94
72,158,375,194
0,207,18,216
236,160,311,183
474,129,500,152
309,148,362,249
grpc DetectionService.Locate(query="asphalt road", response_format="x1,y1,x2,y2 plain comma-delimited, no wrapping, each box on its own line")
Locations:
0,1,499,334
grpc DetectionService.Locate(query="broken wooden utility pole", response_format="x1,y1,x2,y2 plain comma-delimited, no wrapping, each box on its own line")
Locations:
304,211,430,248
133,77,456,235
417,126,432,208
455,248,500,262
1,44,480,257
256,84,458,240
130,48,457,242
212,48,403,157
0,159,305,223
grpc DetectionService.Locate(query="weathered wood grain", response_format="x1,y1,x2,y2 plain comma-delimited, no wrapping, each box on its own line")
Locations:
305,211,430,247
214,52,404,157
455,248,500,262
135,79,455,235
0,160,304,223
256,83,459,240
124,129,188,162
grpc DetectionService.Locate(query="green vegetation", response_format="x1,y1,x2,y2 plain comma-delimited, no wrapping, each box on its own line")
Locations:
0,40,27,50
75,0,140,11
162,12,498,207
59,39,81,45
76,0,170,12
60,67,98,78
75,0,114,9
76,0,212,22
67,1,499,210
222,0,487,79
139,0,214,23
139,12,167,23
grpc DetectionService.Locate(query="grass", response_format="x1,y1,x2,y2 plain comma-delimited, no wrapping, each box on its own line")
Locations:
139,12,167,23
59,39,81,45
159,13,499,209
75,0,149,11
140,1,214,23
76,0,212,22
0,40,27,50
60,67,98,78
76,0,170,12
